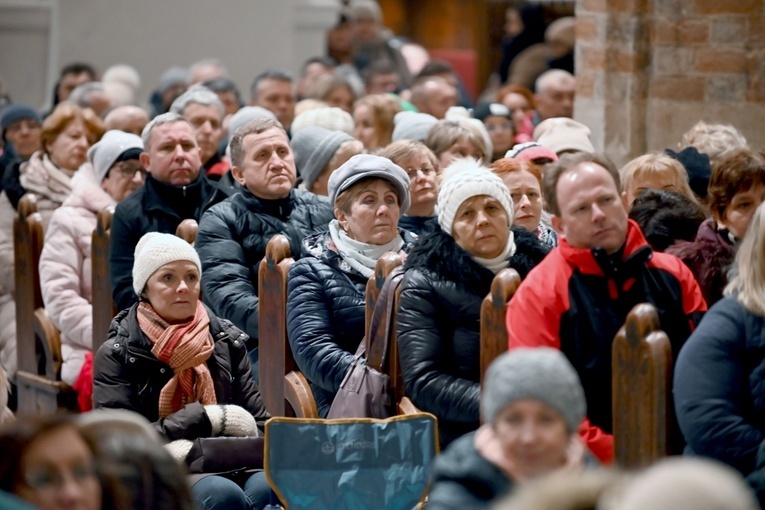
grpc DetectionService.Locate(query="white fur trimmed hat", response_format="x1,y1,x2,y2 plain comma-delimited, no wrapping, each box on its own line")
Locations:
132,232,201,296
436,158,514,235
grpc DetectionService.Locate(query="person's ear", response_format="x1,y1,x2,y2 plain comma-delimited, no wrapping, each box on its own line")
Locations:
620,191,629,211
139,151,151,172
550,214,564,236
335,208,347,230
231,165,246,186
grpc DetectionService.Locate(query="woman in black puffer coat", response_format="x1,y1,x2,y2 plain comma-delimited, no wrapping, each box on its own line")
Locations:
287,154,415,417
397,159,548,448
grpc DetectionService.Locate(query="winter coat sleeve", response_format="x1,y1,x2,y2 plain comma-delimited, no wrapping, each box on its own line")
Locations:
39,209,92,350
674,298,763,474
397,269,480,423
92,331,213,441
506,266,562,349
196,204,259,340
286,259,358,395
109,203,140,312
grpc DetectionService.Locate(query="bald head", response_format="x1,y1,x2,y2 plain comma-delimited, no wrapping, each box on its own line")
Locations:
104,106,150,136
410,77,458,120
534,70,575,121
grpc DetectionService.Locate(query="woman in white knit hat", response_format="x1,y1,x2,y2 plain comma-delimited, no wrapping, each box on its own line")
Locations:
93,232,272,510
397,158,548,449
39,129,145,409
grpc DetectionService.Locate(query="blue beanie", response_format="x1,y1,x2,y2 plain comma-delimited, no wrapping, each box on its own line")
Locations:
1,104,41,140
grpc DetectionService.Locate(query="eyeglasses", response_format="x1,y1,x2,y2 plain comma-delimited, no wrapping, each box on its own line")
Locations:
406,167,437,179
111,161,147,179
23,462,99,493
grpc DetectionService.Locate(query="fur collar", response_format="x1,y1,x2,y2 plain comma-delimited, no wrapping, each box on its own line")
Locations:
404,225,548,296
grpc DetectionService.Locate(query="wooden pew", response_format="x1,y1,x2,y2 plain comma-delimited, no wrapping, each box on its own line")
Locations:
612,302,672,469
258,234,317,418
479,268,522,385
14,194,75,416
91,206,115,356
176,219,199,246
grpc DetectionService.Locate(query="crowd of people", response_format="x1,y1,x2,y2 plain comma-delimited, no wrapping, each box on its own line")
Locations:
1,0,764,509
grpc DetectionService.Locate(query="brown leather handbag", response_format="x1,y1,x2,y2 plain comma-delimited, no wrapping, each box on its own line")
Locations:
326,268,405,419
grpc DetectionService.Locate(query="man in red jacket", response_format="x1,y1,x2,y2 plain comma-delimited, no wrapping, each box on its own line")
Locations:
506,152,707,462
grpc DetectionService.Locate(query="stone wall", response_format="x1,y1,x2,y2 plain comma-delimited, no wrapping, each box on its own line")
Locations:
576,0,765,167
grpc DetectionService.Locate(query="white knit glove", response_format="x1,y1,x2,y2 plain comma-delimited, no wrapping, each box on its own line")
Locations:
165,439,194,464
204,404,259,437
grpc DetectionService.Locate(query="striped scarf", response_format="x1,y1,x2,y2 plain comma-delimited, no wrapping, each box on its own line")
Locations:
137,301,217,418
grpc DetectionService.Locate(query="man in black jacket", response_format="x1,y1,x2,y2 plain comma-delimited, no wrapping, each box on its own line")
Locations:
109,112,229,311
195,117,333,354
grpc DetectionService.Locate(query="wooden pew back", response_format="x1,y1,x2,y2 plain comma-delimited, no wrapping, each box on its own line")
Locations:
479,268,521,385
91,206,115,355
612,302,672,468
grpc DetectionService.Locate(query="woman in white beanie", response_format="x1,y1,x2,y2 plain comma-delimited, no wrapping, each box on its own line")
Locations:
397,159,548,448
286,154,417,417
93,232,272,510
38,129,145,409
426,348,589,509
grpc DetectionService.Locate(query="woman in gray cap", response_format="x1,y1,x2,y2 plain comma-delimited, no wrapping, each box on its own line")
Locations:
286,153,417,417
397,159,548,448
426,348,589,509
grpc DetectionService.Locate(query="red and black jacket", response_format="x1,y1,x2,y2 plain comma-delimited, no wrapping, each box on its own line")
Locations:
506,220,707,461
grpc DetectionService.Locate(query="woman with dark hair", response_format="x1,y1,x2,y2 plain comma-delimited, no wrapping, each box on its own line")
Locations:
93,232,271,510
397,159,548,448
628,189,707,252
287,154,416,417
0,416,102,510
667,149,765,305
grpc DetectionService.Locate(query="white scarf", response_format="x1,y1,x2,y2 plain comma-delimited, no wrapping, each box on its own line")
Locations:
328,219,404,278
19,151,76,204
471,230,516,274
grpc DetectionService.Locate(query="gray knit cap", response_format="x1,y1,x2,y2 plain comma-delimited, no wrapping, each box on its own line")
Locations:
87,129,143,182
392,111,438,142
481,348,586,432
292,126,354,190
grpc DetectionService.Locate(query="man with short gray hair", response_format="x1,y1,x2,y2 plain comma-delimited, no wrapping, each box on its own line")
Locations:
196,117,333,356
110,112,230,310
170,86,228,178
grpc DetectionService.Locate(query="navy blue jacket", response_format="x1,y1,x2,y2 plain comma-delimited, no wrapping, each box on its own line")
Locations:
286,230,416,417
675,296,765,475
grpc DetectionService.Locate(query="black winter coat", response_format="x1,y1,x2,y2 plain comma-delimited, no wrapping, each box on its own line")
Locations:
109,174,229,311
195,188,333,341
426,431,513,510
397,228,548,448
286,229,417,417
93,303,269,441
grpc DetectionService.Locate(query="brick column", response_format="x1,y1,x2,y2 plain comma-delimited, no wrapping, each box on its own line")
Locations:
576,0,765,167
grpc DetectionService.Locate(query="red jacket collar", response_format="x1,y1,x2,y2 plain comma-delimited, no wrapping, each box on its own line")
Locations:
557,219,650,276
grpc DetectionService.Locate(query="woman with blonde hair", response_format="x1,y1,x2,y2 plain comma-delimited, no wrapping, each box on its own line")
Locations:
425,120,490,169
674,201,765,503
620,152,697,206
352,93,402,151
305,73,358,114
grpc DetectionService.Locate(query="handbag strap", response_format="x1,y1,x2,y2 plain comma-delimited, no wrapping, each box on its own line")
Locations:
366,266,405,371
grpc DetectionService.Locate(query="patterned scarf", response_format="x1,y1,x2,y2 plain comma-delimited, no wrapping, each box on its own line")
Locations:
137,301,217,418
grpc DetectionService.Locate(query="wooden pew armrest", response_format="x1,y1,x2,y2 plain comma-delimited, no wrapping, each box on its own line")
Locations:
284,370,319,418
32,308,62,380
397,396,420,415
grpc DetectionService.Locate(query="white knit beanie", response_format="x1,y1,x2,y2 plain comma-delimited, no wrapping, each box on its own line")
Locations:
437,158,514,235
87,129,143,182
132,232,202,296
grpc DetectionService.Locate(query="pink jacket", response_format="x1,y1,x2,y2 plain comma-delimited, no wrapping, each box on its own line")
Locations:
39,164,115,385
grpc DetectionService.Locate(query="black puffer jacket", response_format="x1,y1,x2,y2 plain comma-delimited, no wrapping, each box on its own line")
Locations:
110,174,230,311
93,303,270,441
286,229,417,417
397,227,548,447
196,187,333,341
